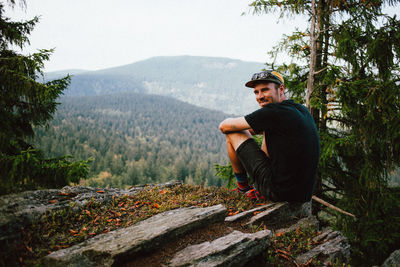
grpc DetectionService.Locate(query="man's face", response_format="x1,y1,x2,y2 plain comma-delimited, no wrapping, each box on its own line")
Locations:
253,82,283,107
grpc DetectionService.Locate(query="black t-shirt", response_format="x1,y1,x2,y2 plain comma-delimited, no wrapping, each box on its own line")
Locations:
244,100,320,202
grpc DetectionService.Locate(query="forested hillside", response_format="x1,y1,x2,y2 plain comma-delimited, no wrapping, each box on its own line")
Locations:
34,93,230,188
45,56,264,115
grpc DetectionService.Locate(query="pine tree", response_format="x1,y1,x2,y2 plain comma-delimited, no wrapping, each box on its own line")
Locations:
0,0,89,194
247,0,400,264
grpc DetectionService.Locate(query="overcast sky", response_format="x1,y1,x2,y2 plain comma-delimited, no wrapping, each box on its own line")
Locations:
4,0,399,72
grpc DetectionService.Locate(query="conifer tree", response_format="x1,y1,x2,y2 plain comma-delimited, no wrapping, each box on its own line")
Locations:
248,0,400,264
0,0,89,194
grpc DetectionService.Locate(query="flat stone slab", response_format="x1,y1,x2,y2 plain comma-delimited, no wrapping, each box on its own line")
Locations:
225,203,275,222
169,229,272,267
245,201,312,228
276,216,319,235
245,202,288,228
43,204,226,267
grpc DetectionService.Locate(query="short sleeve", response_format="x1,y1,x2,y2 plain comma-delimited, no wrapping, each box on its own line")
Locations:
244,105,278,133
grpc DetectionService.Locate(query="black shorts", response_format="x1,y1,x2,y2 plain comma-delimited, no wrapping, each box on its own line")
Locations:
236,138,278,201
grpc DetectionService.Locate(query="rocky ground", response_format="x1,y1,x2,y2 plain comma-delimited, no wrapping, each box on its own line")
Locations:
0,181,351,266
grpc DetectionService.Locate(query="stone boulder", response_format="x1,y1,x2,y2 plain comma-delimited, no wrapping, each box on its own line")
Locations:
43,204,226,267
381,249,400,267
169,230,272,267
295,229,350,266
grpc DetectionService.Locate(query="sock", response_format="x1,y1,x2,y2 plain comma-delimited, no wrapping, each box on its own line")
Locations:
234,173,250,189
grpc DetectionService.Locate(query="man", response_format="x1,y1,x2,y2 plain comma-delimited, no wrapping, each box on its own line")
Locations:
219,70,320,202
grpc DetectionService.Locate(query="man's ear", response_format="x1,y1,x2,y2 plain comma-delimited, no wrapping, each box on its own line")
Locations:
279,84,285,95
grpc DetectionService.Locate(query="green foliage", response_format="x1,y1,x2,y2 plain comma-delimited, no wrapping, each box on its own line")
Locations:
0,1,89,194
214,163,235,188
0,149,91,194
337,187,400,264
214,135,263,187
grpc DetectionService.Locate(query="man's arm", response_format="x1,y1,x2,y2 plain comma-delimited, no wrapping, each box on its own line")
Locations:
219,117,251,134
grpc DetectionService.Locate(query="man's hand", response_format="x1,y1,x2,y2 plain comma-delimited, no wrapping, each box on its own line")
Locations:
219,117,251,134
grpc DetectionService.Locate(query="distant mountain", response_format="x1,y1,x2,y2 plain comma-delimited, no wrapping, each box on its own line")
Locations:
47,56,266,115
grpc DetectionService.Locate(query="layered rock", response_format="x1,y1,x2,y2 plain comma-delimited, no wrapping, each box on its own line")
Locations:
43,204,226,266
295,229,350,265
0,181,180,241
381,249,400,267
169,230,272,267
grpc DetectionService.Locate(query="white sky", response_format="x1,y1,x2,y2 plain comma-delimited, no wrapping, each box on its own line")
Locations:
4,0,399,72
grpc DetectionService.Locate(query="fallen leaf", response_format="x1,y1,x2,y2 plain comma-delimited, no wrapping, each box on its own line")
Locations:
59,192,69,196
81,227,88,231
295,228,300,235
278,253,290,261
25,243,33,253
253,211,261,215
88,232,96,236
69,229,78,234
159,189,167,194
276,249,289,255
276,231,284,237
118,202,125,207
96,190,105,193
48,199,57,204
102,229,110,234
304,257,313,266
121,207,127,211
84,210,91,216
152,203,160,209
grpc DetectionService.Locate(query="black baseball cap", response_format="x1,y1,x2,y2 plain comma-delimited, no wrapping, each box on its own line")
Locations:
245,70,284,88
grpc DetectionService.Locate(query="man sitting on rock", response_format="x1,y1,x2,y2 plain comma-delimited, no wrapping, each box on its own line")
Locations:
219,70,320,202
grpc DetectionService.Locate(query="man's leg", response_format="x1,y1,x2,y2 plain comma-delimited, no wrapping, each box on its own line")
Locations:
224,130,253,191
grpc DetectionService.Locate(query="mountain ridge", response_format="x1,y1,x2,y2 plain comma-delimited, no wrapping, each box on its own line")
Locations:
45,55,266,115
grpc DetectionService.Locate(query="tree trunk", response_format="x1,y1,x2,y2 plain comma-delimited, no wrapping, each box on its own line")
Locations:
306,0,318,110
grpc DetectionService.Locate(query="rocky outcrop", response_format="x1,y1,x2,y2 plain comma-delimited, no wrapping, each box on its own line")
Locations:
1,182,351,266
0,181,180,241
43,204,226,267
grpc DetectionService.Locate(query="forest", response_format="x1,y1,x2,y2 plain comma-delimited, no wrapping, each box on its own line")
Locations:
34,93,229,188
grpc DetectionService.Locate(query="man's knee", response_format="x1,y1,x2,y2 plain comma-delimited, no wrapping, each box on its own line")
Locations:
225,130,252,151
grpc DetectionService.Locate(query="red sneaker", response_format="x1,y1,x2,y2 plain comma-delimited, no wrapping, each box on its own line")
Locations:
232,185,253,194
246,189,266,200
